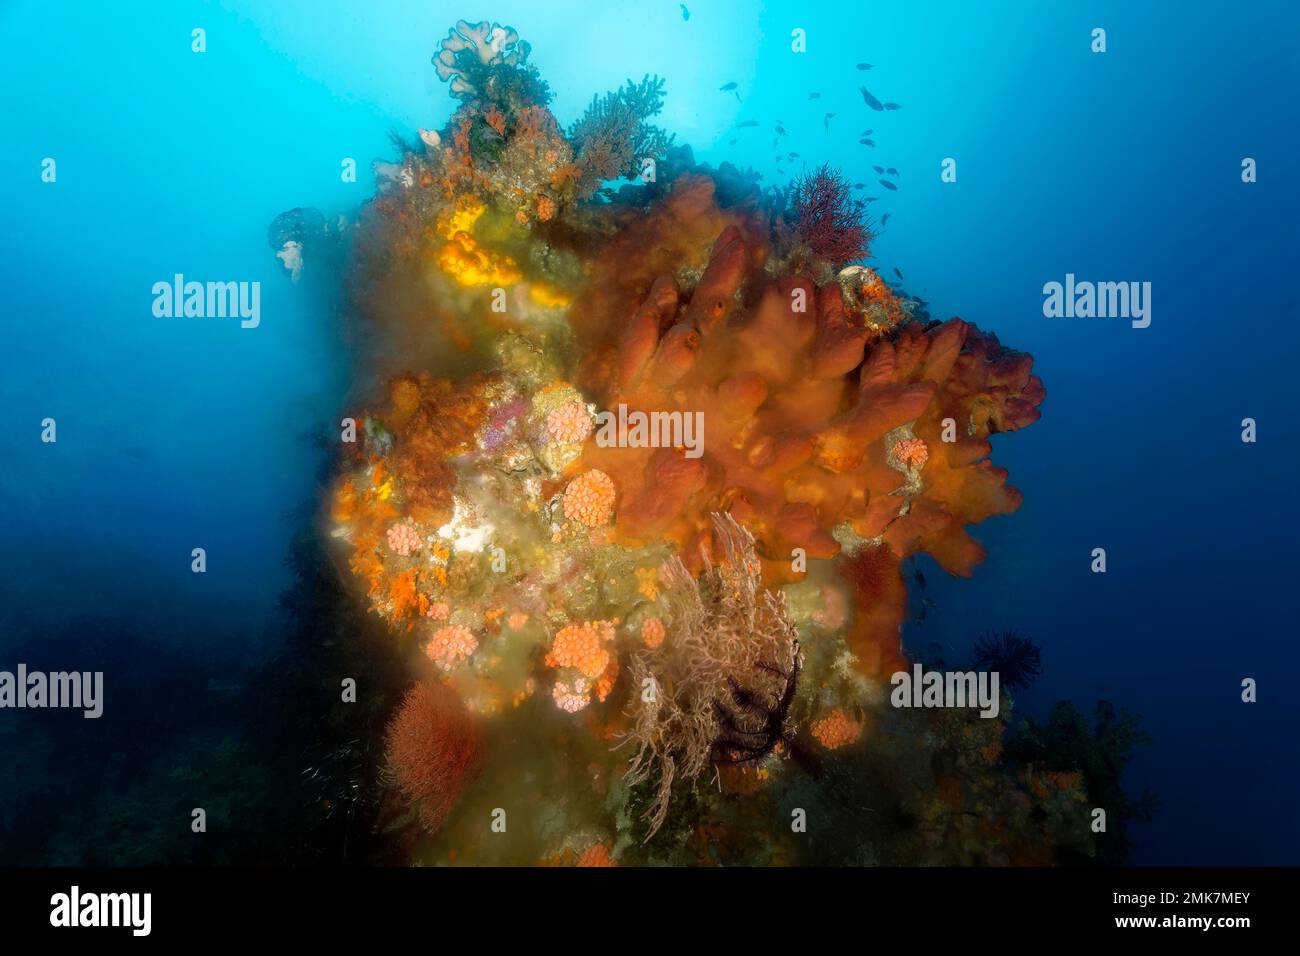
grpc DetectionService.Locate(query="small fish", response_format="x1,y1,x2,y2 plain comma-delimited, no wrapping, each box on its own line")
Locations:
886,167,898,177
859,86,885,111
809,92,821,100
859,138,875,147
788,152,800,160
823,112,834,132
852,182,866,189
856,62,873,70
879,179,897,190
880,213,891,226
884,102,901,110
729,138,738,145
862,195,879,202
861,129,874,136
737,120,759,128
719,82,738,91
680,3,690,20
873,165,884,174
894,267,905,281
775,125,787,136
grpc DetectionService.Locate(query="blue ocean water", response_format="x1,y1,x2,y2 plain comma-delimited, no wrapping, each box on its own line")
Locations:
2,1,1296,863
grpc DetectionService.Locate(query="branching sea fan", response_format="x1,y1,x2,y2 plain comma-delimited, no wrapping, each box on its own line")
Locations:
384,679,485,833
790,163,873,266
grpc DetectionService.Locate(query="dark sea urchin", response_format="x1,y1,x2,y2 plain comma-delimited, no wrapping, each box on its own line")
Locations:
971,630,1043,692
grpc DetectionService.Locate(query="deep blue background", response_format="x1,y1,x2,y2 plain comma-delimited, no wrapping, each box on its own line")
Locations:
2,1,1296,864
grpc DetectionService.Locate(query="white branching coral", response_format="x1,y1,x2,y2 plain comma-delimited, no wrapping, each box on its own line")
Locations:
622,513,802,840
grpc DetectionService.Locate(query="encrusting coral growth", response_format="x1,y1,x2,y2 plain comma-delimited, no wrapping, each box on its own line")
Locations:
294,16,1130,866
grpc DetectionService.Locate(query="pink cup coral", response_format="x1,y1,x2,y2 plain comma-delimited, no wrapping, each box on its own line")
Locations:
811,708,863,749
546,400,593,444
546,619,618,711
641,617,665,648
387,521,422,556
576,843,617,867
552,680,589,713
426,624,478,669
563,468,616,527
895,437,929,471
547,620,615,677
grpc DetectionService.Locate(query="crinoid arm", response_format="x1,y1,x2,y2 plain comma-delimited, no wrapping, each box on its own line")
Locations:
622,513,802,839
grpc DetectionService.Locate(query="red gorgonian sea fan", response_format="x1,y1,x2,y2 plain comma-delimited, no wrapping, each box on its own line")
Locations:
384,679,484,833
790,163,873,266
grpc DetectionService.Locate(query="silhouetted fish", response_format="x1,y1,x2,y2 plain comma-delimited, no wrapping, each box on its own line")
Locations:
886,167,899,176
680,3,690,20
879,179,897,190
861,129,874,136
914,598,937,624
895,267,905,281
856,62,873,70
859,138,875,147
873,165,884,174
880,213,891,226
863,196,879,202
884,102,901,110
809,92,821,100
788,152,799,160
719,82,738,91
859,86,885,111
852,183,866,189
823,112,834,132
775,125,787,136
738,120,759,128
